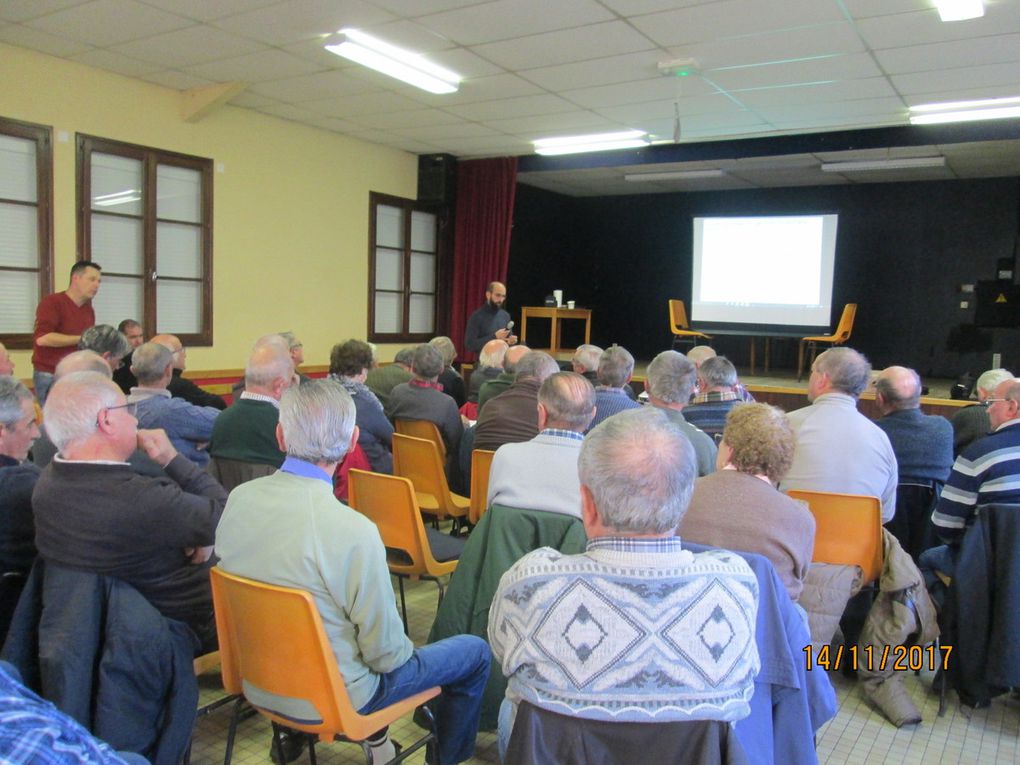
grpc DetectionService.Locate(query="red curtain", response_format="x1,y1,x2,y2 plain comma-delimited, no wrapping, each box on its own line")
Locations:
448,157,518,363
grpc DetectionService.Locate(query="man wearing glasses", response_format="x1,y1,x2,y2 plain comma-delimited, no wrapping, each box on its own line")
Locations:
31,371,227,652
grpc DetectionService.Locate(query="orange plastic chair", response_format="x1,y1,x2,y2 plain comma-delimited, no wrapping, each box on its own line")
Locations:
210,567,439,765
395,418,447,461
392,433,470,533
786,489,883,586
469,449,497,525
797,303,857,380
668,299,712,350
348,469,461,631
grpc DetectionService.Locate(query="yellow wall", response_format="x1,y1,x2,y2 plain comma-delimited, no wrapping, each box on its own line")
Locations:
1,42,417,374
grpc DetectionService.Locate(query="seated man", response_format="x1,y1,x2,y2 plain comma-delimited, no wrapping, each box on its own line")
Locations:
430,336,467,408
216,381,490,765
474,351,560,453
112,318,144,393
950,367,1013,456
874,365,953,486
387,344,463,455
645,350,717,476
0,377,41,576
32,371,226,651
683,355,744,438
681,403,815,602
478,344,530,411
686,345,755,403
467,339,508,405
489,407,758,751
486,372,595,518
152,334,227,410
78,324,131,374
587,345,640,432
365,347,413,409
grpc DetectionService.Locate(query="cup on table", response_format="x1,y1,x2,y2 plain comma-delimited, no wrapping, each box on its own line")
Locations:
553,289,563,306
567,300,575,309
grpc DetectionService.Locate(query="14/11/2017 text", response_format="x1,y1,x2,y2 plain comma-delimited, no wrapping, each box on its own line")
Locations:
803,644,953,672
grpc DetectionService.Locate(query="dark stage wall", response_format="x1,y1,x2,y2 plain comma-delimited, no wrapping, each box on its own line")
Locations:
506,177,1020,378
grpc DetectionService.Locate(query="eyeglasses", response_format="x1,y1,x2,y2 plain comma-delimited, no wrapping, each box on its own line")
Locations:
102,401,138,420
982,398,1015,407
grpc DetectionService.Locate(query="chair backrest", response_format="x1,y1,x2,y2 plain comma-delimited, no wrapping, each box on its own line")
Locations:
392,433,463,518
395,419,446,460
469,449,497,525
833,303,857,342
786,489,883,585
668,299,690,333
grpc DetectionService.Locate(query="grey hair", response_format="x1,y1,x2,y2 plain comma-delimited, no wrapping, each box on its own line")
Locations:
977,368,1014,397
278,331,302,351
515,351,560,383
0,376,33,428
539,372,596,431
411,344,444,380
245,343,293,388
686,345,716,367
78,324,130,361
428,336,457,366
279,380,356,464
700,356,738,389
647,350,697,404
597,345,634,388
253,333,289,352
394,347,415,367
572,344,603,373
579,407,696,534
54,350,113,380
875,367,921,411
814,347,871,398
131,342,173,386
479,340,509,369
43,371,122,451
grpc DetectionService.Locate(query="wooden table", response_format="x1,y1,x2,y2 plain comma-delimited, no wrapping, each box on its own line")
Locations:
520,306,592,354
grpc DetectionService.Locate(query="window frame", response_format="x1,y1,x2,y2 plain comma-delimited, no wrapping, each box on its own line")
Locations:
0,116,53,350
76,134,214,346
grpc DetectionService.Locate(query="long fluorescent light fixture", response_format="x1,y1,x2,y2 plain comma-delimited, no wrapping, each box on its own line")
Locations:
93,189,142,207
934,0,984,22
533,130,648,156
624,169,726,181
910,95,1020,125
820,157,946,172
325,29,460,94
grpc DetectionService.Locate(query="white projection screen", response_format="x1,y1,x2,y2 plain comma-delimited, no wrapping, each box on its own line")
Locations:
691,214,838,333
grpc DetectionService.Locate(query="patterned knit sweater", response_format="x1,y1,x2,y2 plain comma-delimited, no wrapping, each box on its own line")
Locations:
489,537,759,723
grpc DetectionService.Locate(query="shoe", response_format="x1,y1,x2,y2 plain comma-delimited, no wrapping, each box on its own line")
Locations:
270,727,308,765
367,736,403,764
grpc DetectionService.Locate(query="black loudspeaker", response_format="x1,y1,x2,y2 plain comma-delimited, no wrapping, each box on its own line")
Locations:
417,153,456,205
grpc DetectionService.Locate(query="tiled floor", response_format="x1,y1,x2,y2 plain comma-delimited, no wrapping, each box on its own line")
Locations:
187,575,1020,765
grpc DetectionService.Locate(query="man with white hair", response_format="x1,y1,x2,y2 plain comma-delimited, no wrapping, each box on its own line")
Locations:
950,367,1014,455
0,376,41,575
468,339,508,405
478,344,530,411
685,345,754,403
129,343,220,468
32,371,227,650
77,324,131,373
645,350,718,477
216,381,490,765
489,407,758,751
586,344,640,432
683,355,744,438
780,347,898,523
153,333,227,410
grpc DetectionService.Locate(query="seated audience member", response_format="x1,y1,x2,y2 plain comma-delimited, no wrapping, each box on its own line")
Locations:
587,344,640,431
478,344,530,411
686,345,755,402
33,371,226,651
468,339,508,405
474,351,560,453
216,381,490,765
780,348,897,523
112,318,144,393
874,365,953,486
128,342,220,468
152,334,227,410
328,339,393,474
681,403,815,602
0,377,41,575
386,344,463,455
208,340,294,489
0,342,14,376
489,407,758,752
645,350,717,476
950,367,1013,456
365,347,414,409
683,355,744,438
570,343,602,385
280,331,310,384
430,336,467,408
486,372,595,518
78,324,131,373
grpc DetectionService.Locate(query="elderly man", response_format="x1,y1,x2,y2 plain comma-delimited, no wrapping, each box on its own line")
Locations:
478,344,530,411
216,381,490,765
366,347,414,409
464,281,517,355
129,343,220,468
430,336,467,408
686,345,755,403
0,343,15,377
78,324,131,373
950,367,1014,456
474,351,560,453
587,345,641,432
32,260,101,405
874,366,953,486
0,377,41,576
489,407,758,752
570,344,602,384
486,372,595,518
645,350,718,476
683,355,744,438
468,339,508,405
152,334,227,410
780,348,898,522
386,344,463,454
32,371,226,650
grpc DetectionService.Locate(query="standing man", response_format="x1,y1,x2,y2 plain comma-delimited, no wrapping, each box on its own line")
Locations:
32,260,101,405
113,319,144,393
464,281,517,356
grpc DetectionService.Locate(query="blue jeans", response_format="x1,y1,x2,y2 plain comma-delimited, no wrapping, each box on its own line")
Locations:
359,635,491,765
33,370,54,407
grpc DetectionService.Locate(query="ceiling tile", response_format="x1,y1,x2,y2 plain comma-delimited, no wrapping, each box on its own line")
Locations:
485,110,617,137
368,0,484,14
133,0,281,22
597,0,704,15
520,51,670,93
247,69,375,101
0,23,93,55
423,133,531,154
0,0,90,23
756,97,907,124
444,93,578,120
416,0,614,46
815,145,940,161
351,19,457,52
25,0,194,47
184,49,324,82
399,73,542,108
708,53,884,92
470,20,655,70
68,48,164,77
110,26,268,68
140,69,214,90
304,115,368,132
842,0,929,18
257,102,331,121
352,108,465,129
691,23,866,71
389,121,501,139
875,34,1020,76
891,62,1020,97
732,77,898,107
212,0,395,46
855,7,1020,51
594,94,747,122
561,75,715,109
299,90,431,117
226,91,278,108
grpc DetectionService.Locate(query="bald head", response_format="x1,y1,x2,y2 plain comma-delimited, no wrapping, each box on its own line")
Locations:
503,344,530,375
479,339,509,370
538,372,596,432
54,350,113,380
875,366,922,414
686,345,716,368
152,334,185,370
245,343,294,399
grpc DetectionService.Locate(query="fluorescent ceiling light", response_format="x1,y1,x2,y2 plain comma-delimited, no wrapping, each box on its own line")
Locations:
910,95,1020,113
325,29,460,95
533,130,648,156
624,170,725,181
934,0,984,22
820,157,946,172
93,189,141,207
910,105,1020,125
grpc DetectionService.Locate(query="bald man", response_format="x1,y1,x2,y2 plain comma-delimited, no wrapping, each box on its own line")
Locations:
152,333,226,410
478,344,531,411
874,366,953,487
464,281,517,355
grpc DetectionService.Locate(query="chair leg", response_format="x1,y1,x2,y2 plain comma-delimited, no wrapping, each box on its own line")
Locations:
397,576,409,635
308,738,318,765
436,578,446,609
223,695,245,765
271,723,286,765
797,340,806,381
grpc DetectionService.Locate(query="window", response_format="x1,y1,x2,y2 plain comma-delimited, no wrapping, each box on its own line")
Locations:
0,117,52,349
369,192,440,342
77,135,213,345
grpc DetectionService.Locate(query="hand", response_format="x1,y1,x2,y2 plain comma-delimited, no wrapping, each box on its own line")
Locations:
507,334,518,346
137,428,178,467
184,546,213,564
494,328,510,340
